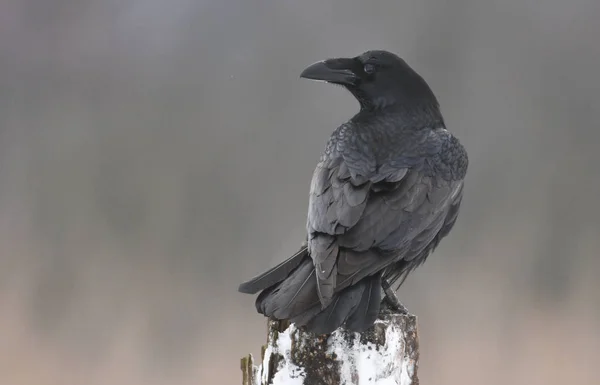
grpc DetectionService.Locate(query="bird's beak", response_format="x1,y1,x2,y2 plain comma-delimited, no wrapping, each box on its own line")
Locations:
300,58,358,86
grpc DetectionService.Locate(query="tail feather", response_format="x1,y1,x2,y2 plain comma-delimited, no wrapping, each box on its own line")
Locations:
240,248,384,334
238,246,308,294
289,302,322,326
345,274,382,332
257,258,319,319
304,281,366,334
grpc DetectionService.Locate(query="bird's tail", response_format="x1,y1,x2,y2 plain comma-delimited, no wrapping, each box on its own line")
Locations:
239,247,382,334
238,246,309,294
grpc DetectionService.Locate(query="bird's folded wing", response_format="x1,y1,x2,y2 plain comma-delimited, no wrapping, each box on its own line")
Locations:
307,128,460,303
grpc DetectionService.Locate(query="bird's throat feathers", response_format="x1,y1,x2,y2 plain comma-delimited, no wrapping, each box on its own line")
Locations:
352,96,444,129
348,84,443,123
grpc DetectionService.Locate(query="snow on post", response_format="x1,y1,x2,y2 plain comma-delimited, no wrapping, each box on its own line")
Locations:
241,307,419,385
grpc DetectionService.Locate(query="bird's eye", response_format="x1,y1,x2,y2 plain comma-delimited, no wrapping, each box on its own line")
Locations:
363,63,376,74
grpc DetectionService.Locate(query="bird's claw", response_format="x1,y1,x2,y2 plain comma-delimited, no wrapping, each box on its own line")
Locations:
382,278,409,314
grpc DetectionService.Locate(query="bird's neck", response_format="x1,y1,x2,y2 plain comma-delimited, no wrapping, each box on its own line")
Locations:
355,100,444,129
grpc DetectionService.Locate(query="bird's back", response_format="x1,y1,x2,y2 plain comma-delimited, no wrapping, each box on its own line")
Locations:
308,114,467,288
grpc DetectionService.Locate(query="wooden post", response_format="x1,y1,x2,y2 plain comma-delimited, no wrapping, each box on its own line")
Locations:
241,305,419,385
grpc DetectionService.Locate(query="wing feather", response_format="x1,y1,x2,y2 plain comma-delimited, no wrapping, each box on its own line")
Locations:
306,124,465,306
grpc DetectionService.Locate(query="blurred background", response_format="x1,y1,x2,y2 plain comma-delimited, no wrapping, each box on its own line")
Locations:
1,0,599,384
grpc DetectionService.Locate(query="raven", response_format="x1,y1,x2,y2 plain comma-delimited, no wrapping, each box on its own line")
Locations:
238,50,468,334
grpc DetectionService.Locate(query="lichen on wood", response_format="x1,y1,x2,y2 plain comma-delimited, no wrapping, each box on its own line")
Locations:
241,305,419,385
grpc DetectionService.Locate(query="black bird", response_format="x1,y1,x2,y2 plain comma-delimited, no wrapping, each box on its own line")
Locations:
238,50,468,334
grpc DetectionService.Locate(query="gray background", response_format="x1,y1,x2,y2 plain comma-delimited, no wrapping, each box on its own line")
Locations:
0,0,599,384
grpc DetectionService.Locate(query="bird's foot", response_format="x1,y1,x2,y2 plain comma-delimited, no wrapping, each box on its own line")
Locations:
381,278,409,314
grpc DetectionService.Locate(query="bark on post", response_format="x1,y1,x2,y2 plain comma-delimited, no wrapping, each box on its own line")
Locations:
241,306,419,385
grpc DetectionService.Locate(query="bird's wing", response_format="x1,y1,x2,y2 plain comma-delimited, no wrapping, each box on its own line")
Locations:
306,157,372,305
333,170,463,289
382,181,464,287
307,126,462,305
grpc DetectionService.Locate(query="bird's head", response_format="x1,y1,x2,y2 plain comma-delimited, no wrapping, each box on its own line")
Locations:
300,50,439,112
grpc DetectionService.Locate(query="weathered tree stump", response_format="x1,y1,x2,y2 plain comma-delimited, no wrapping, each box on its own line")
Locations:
241,306,419,385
